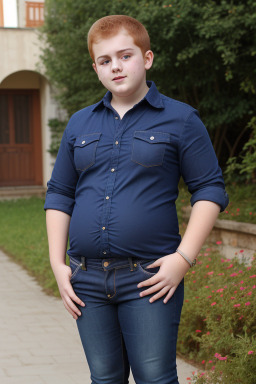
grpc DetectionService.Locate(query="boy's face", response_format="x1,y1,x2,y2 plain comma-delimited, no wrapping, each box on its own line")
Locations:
92,29,153,100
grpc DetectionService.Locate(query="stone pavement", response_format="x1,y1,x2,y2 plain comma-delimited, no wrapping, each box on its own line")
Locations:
0,250,197,384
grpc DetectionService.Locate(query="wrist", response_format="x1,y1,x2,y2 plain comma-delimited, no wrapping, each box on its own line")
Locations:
176,248,196,268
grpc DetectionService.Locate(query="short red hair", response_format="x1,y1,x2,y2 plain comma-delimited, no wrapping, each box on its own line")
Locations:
87,15,151,61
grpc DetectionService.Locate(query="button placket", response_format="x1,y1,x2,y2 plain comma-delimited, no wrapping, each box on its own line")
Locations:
99,115,125,257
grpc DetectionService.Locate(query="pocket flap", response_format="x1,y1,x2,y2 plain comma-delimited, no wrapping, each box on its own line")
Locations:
133,131,171,144
74,132,101,148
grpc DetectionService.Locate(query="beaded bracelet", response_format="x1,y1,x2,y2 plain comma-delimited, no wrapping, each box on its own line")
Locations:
176,248,196,268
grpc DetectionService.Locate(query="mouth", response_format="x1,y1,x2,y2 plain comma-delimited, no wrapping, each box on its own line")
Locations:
112,76,126,81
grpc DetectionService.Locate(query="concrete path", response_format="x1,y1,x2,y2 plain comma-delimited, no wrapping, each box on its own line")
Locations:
0,250,197,384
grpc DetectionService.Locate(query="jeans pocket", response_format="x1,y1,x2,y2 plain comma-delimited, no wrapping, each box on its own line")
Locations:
69,258,82,283
138,260,160,276
131,131,171,167
73,132,101,171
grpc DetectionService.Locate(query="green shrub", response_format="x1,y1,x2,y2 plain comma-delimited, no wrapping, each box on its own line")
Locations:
178,246,256,383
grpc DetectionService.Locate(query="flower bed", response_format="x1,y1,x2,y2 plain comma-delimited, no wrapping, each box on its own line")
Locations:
177,246,256,383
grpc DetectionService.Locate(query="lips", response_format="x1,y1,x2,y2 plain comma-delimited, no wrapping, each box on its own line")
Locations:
112,76,126,81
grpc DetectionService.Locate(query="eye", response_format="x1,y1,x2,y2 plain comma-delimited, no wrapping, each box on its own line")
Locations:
101,59,110,65
122,55,130,60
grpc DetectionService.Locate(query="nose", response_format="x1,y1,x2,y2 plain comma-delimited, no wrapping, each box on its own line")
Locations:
111,59,122,73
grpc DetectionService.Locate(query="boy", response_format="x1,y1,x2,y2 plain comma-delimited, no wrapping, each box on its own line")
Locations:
45,15,229,384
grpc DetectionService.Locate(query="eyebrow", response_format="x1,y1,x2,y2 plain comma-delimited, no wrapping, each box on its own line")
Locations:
96,48,135,62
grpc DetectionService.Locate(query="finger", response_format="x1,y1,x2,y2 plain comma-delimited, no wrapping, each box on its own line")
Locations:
146,259,162,269
65,296,83,318
62,299,80,319
70,291,85,307
163,286,177,304
137,275,160,288
140,281,165,297
149,286,170,303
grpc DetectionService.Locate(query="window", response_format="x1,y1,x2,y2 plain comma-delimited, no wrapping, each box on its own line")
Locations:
26,1,44,27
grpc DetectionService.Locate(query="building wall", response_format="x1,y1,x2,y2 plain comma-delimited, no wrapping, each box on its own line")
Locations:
17,0,44,28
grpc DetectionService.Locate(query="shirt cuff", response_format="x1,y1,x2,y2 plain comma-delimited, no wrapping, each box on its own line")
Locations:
44,193,75,216
190,186,229,212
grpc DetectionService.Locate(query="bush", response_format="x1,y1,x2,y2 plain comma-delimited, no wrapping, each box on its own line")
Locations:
178,246,256,383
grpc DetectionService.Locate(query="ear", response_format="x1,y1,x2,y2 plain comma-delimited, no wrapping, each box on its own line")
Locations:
144,50,154,70
92,63,98,75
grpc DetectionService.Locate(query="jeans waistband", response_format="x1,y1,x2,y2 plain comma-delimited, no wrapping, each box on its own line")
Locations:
69,256,146,271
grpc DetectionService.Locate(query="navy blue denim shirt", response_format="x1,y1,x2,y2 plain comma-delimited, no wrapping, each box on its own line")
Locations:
44,81,229,260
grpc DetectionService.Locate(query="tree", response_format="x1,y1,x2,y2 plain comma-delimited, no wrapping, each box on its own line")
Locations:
40,0,256,171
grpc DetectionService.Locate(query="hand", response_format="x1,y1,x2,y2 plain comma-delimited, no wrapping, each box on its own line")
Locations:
137,253,190,303
53,263,85,319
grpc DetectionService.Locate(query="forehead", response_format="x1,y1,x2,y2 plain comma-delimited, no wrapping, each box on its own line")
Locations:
92,30,139,60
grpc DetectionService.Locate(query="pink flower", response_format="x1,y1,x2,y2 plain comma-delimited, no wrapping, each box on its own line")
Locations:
206,331,210,335
237,208,240,212
201,360,205,364
240,287,245,290
206,265,209,268
248,351,254,355
238,270,243,273
239,316,244,320
191,271,196,274
216,241,222,245
199,372,205,377
207,271,214,275
211,302,217,306
226,264,234,269
218,273,224,276
196,330,202,333
250,275,256,278
252,285,256,289
214,353,221,358
247,291,252,296
245,302,251,306
230,273,238,277
207,295,212,298
240,280,244,284
234,304,241,307
230,297,235,300
240,250,244,253
219,356,227,361
216,288,224,292
186,378,191,381
205,286,209,288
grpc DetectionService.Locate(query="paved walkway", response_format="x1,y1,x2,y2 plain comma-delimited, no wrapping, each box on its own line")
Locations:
0,250,197,384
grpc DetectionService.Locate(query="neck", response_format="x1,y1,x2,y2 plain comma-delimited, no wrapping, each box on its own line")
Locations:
111,82,149,117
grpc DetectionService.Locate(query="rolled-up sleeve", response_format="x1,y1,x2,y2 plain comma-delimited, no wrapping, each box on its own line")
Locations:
179,110,229,212
44,127,78,216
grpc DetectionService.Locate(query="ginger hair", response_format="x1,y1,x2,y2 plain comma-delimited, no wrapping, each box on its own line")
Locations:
87,15,151,61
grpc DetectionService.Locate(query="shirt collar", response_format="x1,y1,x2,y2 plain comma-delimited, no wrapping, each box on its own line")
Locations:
92,81,164,112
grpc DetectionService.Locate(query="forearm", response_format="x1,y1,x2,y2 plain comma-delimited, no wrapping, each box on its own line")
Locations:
46,209,71,270
177,200,220,264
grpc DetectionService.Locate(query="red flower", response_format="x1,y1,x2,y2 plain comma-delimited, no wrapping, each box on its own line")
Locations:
211,302,217,306
245,302,251,306
201,360,205,364
250,275,256,278
234,304,240,307
230,273,238,277
226,264,234,269
207,271,214,275
196,330,202,333
248,351,254,355
216,241,222,245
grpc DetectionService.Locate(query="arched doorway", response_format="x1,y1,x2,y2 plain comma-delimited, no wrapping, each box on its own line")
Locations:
0,72,43,186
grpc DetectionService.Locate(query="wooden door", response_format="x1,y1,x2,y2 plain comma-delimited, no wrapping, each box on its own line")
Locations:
0,90,43,186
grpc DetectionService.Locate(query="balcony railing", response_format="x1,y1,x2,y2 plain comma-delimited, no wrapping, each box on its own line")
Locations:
26,2,44,27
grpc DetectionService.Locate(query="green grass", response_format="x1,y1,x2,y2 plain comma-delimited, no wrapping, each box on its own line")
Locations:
0,197,59,296
177,183,256,225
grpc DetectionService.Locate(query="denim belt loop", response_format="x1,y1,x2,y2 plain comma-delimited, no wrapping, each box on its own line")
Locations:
81,256,87,271
128,257,134,271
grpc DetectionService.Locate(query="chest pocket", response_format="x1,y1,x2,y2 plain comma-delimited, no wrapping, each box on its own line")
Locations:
131,131,171,167
73,133,101,171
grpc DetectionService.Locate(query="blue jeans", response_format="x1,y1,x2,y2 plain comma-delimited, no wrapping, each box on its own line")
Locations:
70,256,184,384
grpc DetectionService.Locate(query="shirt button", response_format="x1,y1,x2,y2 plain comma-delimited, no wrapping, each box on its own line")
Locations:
150,136,155,141
106,196,110,200
104,261,109,267
82,140,86,144
115,141,119,145
115,116,119,120
102,226,106,230
111,168,115,172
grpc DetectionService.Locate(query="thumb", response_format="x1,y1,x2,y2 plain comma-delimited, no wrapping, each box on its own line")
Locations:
146,259,161,269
